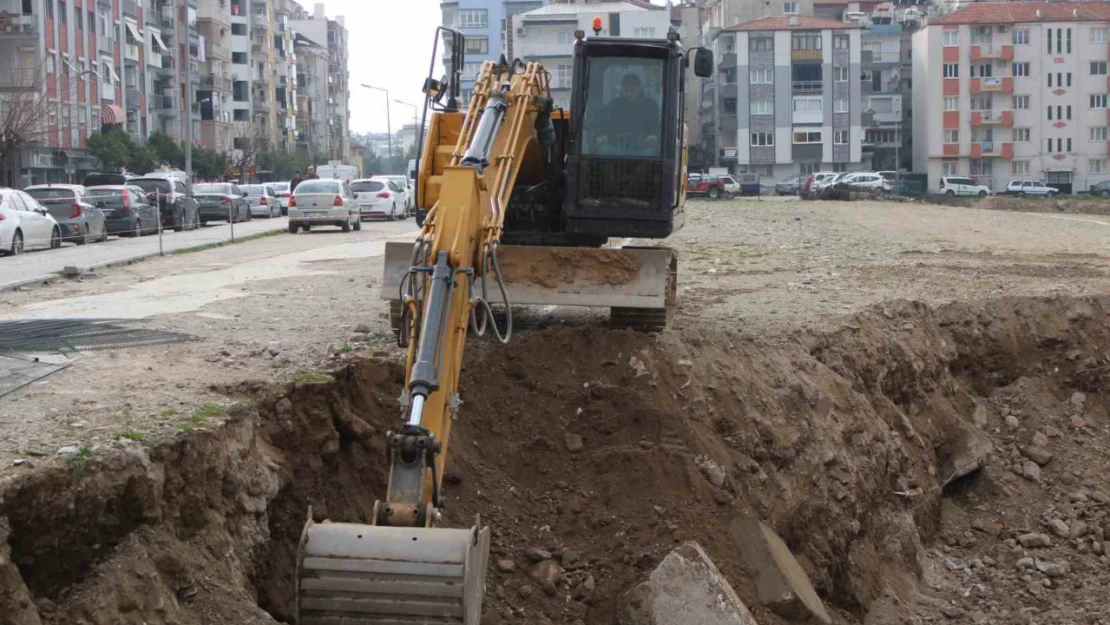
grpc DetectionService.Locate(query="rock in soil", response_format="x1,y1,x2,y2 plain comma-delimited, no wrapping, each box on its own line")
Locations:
1020,445,1053,466
619,541,758,625
937,420,992,486
1018,533,1053,548
563,432,584,453
731,518,832,623
1047,519,1070,538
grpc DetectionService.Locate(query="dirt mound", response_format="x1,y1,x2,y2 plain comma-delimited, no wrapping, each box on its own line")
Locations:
979,195,1110,216
1,296,1108,625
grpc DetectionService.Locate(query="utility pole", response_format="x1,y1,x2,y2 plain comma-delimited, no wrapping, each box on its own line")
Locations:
184,43,193,186
361,84,392,161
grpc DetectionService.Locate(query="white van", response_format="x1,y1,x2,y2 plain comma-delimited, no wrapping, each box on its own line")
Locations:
314,162,359,182
938,176,991,197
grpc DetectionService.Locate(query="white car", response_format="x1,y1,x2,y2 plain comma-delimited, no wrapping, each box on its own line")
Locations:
809,171,840,192
840,172,892,192
938,176,991,197
0,188,62,255
1006,180,1058,197
374,175,412,216
351,178,406,221
240,184,281,218
288,179,360,233
272,181,291,215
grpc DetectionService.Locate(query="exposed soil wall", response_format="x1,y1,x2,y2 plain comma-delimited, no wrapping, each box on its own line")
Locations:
1,296,1107,625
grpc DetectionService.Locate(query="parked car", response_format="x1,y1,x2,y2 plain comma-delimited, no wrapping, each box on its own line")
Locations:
351,178,405,221
876,171,898,184
288,179,361,233
380,175,414,215
24,184,109,245
938,176,991,197
129,177,200,231
193,183,251,224
240,184,282,218
687,174,733,199
735,173,761,196
838,172,892,192
805,172,839,194
775,177,804,195
1090,180,1110,197
87,185,160,237
0,188,62,255
272,181,292,215
83,172,132,187
1005,180,1058,197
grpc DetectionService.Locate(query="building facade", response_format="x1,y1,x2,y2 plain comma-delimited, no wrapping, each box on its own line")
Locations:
715,15,863,179
913,2,1110,193
860,21,912,171
291,2,349,162
442,0,505,104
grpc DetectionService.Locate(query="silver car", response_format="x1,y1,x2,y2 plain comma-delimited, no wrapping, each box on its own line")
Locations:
24,184,109,245
240,184,281,218
288,179,361,233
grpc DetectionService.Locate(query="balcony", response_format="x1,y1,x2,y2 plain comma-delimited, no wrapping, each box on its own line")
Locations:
0,13,37,38
125,42,141,62
718,53,737,70
792,49,822,62
148,52,163,68
792,80,823,94
719,114,738,134
200,74,233,92
155,55,175,75
251,12,269,29
970,77,1013,94
720,83,737,99
125,88,141,108
519,44,575,58
152,94,176,113
970,110,1014,126
970,141,1014,158
970,44,1014,61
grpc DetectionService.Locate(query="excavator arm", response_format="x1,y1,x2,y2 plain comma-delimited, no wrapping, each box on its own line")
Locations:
295,60,549,625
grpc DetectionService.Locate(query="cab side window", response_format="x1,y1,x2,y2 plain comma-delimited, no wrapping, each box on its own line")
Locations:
175,181,187,195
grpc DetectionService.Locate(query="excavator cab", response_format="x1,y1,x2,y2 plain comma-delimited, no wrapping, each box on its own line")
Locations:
564,35,712,239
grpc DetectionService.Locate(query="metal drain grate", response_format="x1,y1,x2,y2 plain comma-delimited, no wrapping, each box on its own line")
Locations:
0,354,67,398
0,319,192,356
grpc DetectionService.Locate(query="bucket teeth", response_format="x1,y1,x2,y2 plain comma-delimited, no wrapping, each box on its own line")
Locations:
296,523,490,625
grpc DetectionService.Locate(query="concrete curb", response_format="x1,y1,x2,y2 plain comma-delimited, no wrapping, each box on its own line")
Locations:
0,228,284,293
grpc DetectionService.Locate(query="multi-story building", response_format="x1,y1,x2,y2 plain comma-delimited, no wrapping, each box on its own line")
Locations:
913,2,1110,194
510,1,671,110
273,0,299,153
704,0,814,33
292,2,349,162
294,31,328,157
197,0,235,153
715,15,864,179
860,20,912,171
442,0,505,104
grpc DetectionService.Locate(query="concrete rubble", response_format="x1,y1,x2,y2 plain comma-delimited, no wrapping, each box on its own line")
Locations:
731,518,833,624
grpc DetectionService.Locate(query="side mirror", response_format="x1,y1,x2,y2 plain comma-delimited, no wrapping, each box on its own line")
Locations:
353,193,360,199
693,48,714,78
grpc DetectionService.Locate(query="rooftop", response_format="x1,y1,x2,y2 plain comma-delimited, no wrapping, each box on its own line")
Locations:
522,1,661,17
724,15,859,31
929,1,1110,25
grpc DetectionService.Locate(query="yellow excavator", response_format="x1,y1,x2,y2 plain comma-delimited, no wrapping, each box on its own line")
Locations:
294,24,712,624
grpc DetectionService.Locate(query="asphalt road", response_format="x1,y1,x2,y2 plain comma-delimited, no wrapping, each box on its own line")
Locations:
0,217,292,289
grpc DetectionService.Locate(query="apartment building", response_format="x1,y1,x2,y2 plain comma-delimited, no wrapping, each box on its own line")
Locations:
860,21,912,171
715,15,863,179
510,1,670,110
912,2,1110,193
197,0,234,153
441,0,505,104
294,31,328,156
291,2,349,162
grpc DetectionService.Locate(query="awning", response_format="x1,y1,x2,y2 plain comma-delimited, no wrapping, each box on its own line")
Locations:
102,59,120,84
151,31,168,53
101,103,124,125
125,21,142,43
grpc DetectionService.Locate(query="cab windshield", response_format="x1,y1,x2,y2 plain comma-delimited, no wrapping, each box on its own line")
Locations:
580,57,664,158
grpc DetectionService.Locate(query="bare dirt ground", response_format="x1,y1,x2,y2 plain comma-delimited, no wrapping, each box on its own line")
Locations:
1,197,1109,625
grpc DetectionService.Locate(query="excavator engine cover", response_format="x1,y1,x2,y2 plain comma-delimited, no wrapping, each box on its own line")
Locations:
296,520,491,624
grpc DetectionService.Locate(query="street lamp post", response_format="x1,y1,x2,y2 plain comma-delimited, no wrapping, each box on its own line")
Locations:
393,98,418,156
361,84,392,161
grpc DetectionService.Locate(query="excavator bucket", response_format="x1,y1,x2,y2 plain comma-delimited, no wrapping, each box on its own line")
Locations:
296,520,491,625
382,242,677,332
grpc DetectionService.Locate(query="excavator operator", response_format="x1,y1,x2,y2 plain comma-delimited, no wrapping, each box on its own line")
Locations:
593,73,661,156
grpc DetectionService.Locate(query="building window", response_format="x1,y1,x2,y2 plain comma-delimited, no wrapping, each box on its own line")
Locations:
1092,62,1108,77
1066,72,1072,87
750,68,773,84
465,37,488,54
752,100,772,115
943,63,958,79
799,163,817,175
833,35,849,49
942,161,958,176
943,31,958,47
1066,28,1072,53
1048,106,1053,121
970,64,992,78
833,66,848,82
1013,95,1029,110
458,9,488,28
1093,28,1108,44
834,99,848,113
943,96,958,111
1012,128,1030,142
1047,28,1053,54
556,31,575,46
461,62,482,81
232,52,246,64
231,23,246,35
943,129,959,144
865,129,896,144
1092,159,1107,175
1011,160,1029,176
791,33,821,50
1091,94,1108,109
793,97,822,114
633,27,656,38
553,64,572,89
1067,105,1072,120
792,131,822,144
58,0,66,24
1092,127,1108,142
750,37,772,52
783,2,799,14
834,130,848,144
751,132,774,146
1013,29,1029,45
1067,138,1072,152
1012,63,1029,78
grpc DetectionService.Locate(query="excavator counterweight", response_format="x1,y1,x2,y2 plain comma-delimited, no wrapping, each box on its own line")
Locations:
296,26,712,625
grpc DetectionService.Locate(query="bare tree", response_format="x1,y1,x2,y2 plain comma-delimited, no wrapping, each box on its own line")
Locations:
0,57,54,187
229,120,267,181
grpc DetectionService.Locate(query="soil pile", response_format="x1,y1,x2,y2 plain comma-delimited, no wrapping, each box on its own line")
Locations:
1,296,1108,625
979,195,1110,216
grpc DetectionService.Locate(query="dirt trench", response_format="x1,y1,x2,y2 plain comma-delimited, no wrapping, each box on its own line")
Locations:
1,295,1108,625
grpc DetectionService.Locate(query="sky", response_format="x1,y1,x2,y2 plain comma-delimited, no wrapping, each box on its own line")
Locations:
332,0,669,135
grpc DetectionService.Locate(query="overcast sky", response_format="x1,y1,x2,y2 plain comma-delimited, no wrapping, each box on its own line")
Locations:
330,0,667,134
